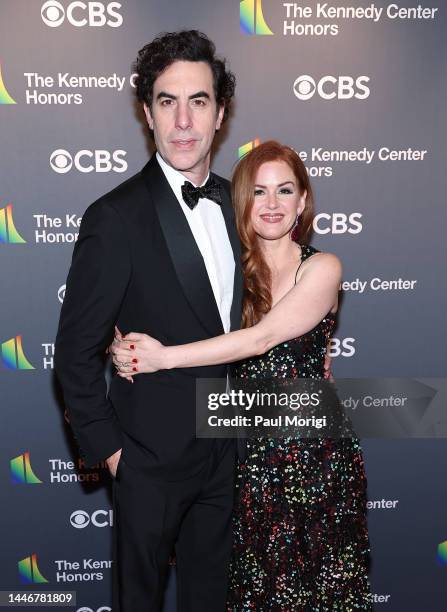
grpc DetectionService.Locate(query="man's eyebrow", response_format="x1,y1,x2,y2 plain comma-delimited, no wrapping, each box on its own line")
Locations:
156,91,176,101
189,91,210,100
156,91,211,101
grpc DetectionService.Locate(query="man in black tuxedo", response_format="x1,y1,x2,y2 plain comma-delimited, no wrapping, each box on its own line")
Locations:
54,30,242,612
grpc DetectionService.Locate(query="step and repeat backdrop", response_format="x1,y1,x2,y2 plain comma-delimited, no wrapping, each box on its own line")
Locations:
1,1,446,610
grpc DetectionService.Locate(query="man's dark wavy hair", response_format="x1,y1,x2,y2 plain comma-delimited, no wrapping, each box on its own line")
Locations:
133,30,236,122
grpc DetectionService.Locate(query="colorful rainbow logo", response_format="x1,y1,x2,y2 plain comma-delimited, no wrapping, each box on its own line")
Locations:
240,0,274,35
0,204,26,243
238,138,261,159
0,63,16,104
438,541,447,565
18,553,49,584
1,336,35,370
11,452,43,484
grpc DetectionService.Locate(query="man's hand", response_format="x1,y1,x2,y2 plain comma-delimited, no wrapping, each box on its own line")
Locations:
106,325,133,383
106,448,122,479
110,326,166,378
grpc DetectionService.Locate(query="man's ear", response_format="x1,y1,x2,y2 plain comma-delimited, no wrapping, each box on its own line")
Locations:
215,104,225,131
143,103,154,130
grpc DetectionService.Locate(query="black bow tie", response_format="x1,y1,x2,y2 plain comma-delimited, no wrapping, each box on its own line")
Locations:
181,177,222,210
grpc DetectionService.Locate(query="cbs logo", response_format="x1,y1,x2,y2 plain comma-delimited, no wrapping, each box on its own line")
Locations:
58,284,66,303
77,608,111,612
41,1,122,27
313,213,363,235
50,149,127,174
70,509,113,528
328,338,355,358
293,75,370,100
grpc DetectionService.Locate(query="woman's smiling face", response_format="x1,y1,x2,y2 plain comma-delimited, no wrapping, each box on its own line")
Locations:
250,160,307,241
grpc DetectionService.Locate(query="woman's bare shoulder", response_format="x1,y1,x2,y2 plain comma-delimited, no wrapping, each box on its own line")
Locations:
300,249,342,278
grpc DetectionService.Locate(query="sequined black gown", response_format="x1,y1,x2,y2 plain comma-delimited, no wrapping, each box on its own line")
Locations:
227,245,372,611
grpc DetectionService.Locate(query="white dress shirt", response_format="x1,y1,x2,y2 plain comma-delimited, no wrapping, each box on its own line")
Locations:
156,152,235,333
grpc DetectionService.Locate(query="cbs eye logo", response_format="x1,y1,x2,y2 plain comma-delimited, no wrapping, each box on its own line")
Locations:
70,509,113,528
50,150,73,173
41,1,123,28
50,149,128,174
293,75,370,100
58,284,66,303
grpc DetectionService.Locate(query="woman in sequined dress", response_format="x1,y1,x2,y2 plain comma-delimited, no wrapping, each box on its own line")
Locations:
112,141,372,610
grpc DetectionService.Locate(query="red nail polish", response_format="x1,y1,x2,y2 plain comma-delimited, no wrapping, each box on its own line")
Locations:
132,358,138,363
130,344,135,350
133,367,138,372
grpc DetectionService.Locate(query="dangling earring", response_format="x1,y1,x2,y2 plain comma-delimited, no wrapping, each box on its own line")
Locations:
291,213,300,241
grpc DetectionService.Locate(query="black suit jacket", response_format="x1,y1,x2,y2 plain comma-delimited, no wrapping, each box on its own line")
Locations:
55,154,243,476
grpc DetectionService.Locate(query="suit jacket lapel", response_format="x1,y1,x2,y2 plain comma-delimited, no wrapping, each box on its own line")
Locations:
142,155,224,338
212,174,244,332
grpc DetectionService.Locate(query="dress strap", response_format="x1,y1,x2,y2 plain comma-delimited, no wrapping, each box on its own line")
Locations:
294,244,319,285
294,260,304,285
294,252,304,285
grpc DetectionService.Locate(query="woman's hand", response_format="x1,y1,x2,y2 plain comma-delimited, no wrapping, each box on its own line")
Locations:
110,326,167,381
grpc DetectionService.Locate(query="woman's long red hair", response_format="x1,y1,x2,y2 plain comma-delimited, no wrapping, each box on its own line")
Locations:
232,140,314,328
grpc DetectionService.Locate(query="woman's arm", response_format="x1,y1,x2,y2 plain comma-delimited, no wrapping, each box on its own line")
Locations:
111,253,341,375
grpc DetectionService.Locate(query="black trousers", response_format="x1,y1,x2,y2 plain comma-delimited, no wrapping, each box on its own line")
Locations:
111,439,237,612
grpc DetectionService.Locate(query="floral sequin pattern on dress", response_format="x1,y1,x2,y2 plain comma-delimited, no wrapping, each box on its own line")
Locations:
227,244,372,612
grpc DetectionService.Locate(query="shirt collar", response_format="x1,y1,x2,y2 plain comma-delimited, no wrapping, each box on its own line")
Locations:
156,151,210,194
